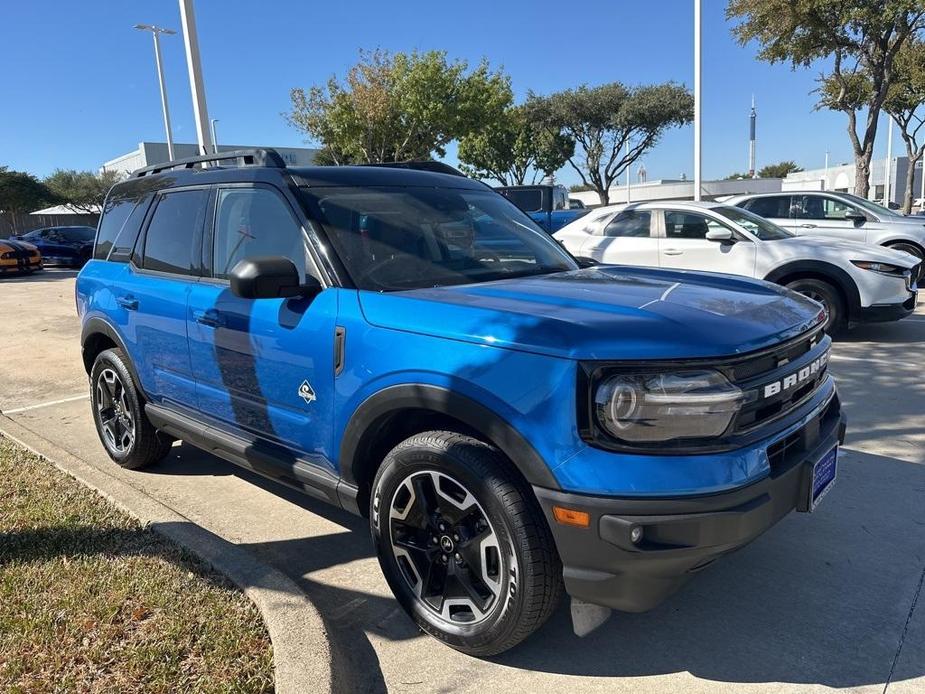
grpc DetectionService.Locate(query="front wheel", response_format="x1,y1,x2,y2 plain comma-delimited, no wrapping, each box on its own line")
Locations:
786,278,846,335
371,431,562,656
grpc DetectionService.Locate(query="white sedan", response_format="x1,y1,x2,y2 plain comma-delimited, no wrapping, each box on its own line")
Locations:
554,200,920,333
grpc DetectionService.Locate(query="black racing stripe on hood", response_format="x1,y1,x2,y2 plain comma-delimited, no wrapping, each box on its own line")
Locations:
1,239,31,252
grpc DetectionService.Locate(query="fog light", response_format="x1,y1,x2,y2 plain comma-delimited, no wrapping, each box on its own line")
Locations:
630,525,643,544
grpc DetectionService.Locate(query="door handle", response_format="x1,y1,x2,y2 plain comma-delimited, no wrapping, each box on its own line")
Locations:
193,309,224,328
663,249,683,256
800,223,818,228
116,295,138,310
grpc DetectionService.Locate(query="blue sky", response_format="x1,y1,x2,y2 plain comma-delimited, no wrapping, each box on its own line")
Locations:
0,0,890,183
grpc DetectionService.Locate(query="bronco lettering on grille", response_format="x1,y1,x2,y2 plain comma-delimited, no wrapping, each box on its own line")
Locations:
763,352,828,398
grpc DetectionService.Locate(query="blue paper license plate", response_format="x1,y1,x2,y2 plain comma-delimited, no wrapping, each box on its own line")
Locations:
809,446,838,511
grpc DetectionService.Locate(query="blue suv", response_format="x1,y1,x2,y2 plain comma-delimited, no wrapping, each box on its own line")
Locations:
77,149,846,655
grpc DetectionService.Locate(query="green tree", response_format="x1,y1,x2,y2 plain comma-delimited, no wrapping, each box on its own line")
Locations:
526,82,693,205
0,166,55,213
457,105,573,185
44,169,122,213
725,171,752,180
758,160,803,178
884,37,925,213
727,0,925,198
286,49,511,164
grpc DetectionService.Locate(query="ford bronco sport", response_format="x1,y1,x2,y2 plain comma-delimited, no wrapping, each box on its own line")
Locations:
77,149,846,655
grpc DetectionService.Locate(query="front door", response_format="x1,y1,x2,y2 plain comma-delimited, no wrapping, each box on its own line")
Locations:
658,210,757,276
579,209,660,266
187,183,338,470
789,195,870,243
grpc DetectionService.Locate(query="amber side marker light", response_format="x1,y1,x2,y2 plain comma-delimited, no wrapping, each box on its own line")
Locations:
552,506,591,528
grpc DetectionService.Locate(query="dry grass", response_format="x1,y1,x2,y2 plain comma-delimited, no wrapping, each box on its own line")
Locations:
0,437,274,693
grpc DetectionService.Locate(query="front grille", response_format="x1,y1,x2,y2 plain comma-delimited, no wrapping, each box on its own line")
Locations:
766,393,839,472
727,327,830,434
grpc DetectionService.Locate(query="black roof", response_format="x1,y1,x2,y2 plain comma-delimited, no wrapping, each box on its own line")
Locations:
289,165,488,190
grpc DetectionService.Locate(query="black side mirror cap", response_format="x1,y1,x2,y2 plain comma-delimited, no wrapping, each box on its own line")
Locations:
229,256,322,300
575,256,600,268
845,211,867,223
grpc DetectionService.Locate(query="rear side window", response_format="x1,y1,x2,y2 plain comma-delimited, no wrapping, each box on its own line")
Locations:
502,189,543,212
94,196,136,260
603,210,652,237
743,196,791,218
141,189,208,275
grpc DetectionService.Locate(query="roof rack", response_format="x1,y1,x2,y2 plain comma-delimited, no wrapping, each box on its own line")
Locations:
132,148,287,178
359,160,468,178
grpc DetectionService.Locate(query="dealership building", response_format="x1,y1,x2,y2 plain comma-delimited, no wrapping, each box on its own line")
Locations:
101,141,320,176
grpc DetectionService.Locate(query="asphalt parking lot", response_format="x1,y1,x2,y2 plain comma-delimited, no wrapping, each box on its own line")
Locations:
1,268,923,693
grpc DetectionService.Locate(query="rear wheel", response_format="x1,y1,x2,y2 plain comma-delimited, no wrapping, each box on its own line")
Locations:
786,278,845,334
370,431,562,656
90,348,173,469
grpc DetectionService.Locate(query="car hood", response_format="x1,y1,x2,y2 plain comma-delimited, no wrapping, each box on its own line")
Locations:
0,239,38,252
358,267,824,361
772,236,920,268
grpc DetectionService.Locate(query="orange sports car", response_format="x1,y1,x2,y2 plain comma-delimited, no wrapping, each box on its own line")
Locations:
0,238,42,274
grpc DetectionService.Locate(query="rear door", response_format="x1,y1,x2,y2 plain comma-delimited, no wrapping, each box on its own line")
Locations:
741,195,795,232
658,209,757,276
121,187,206,408
578,209,659,266
186,182,337,468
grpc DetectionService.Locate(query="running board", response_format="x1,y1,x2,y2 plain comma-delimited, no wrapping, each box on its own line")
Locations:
145,402,358,511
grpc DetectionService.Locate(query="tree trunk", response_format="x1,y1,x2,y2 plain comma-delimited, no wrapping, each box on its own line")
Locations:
597,186,609,206
854,153,872,198
903,149,922,214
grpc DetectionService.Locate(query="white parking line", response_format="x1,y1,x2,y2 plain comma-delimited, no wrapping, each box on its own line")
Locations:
2,393,89,414
830,354,922,370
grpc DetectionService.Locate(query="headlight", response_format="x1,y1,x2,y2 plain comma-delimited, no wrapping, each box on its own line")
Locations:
851,260,906,276
593,369,743,444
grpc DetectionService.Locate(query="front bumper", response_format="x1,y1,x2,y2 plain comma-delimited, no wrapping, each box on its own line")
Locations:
853,293,917,324
0,257,42,273
534,393,846,612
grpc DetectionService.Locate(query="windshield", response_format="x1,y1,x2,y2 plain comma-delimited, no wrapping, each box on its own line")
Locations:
300,186,578,291
714,205,793,240
839,193,902,218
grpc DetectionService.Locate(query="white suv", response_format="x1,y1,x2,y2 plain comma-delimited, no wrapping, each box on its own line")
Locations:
727,191,925,265
554,201,919,332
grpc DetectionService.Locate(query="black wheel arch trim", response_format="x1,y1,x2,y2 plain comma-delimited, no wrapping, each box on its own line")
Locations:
338,384,561,500
80,317,146,396
764,260,861,321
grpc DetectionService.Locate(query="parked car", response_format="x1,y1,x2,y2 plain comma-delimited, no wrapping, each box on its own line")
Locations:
496,184,589,232
554,201,919,333
0,237,42,274
568,198,586,210
726,191,925,269
77,149,845,655
13,225,96,267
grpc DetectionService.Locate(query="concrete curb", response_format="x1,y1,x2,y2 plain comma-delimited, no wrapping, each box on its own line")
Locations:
0,414,334,694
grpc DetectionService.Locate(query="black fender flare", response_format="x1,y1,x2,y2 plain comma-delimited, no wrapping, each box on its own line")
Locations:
80,317,145,395
338,384,560,491
764,260,862,321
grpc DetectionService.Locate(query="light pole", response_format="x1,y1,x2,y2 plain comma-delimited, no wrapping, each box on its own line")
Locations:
210,118,219,153
693,0,702,201
134,24,177,161
178,0,213,155
883,115,894,205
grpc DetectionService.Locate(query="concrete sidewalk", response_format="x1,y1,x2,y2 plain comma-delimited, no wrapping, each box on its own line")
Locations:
1,269,923,693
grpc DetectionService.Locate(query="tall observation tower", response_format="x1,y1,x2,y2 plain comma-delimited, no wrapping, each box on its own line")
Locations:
748,96,757,178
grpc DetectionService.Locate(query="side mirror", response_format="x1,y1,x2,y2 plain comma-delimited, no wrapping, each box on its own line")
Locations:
575,256,600,268
705,228,734,242
845,210,867,224
229,256,321,300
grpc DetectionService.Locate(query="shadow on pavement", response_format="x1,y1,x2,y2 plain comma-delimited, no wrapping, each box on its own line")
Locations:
0,268,80,283
150,440,925,692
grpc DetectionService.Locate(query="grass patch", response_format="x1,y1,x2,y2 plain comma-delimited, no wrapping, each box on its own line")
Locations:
0,437,274,693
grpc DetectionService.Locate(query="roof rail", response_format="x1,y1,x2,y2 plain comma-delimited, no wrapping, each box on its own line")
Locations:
132,148,287,178
359,160,468,178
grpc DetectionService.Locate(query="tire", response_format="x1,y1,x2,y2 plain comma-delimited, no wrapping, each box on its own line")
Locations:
786,278,846,335
90,348,173,469
370,431,563,656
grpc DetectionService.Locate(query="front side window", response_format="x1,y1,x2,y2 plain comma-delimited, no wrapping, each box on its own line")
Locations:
603,210,652,238
664,211,733,240
61,227,96,242
141,189,207,275
212,187,306,280
793,195,857,221
301,186,577,291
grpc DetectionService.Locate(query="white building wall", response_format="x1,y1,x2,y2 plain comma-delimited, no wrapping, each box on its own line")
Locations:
102,142,320,176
